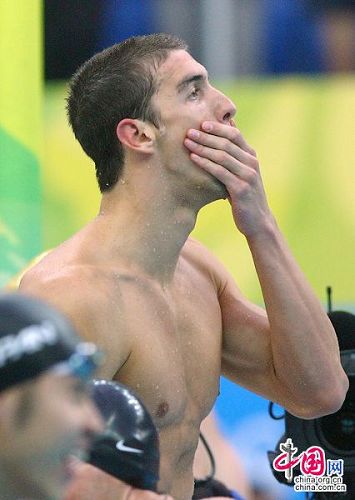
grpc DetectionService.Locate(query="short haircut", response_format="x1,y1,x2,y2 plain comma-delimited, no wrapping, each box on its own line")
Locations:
67,33,188,192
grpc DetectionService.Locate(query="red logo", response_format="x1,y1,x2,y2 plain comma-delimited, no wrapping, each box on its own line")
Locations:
273,438,326,482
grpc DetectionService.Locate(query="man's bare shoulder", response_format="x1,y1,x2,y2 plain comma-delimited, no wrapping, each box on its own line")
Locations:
19,248,132,378
182,237,230,293
20,249,116,304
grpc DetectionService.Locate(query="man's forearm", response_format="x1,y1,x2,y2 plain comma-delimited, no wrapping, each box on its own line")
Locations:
247,218,348,418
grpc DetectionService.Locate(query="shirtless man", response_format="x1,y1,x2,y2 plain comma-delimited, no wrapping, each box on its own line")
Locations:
20,33,348,499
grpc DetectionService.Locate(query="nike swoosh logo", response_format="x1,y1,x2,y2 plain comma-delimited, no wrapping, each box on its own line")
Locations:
116,439,144,454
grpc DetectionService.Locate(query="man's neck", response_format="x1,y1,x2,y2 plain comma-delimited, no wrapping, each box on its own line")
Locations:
96,177,204,285
89,148,227,284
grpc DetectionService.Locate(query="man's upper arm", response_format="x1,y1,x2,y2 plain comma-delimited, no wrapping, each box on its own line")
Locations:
202,249,282,402
19,269,131,380
218,275,273,387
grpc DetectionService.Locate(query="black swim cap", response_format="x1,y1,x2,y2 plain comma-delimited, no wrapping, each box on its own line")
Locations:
88,380,160,492
0,293,101,392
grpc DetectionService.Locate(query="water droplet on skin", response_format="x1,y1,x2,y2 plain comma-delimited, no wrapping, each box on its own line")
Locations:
120,179,126,184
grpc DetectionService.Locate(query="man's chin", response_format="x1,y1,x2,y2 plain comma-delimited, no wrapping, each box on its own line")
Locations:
201,174,228,201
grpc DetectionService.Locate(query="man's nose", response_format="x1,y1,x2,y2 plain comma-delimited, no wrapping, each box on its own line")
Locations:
214,89,237,124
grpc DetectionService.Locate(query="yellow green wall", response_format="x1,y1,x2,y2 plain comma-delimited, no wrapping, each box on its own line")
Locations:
0,1,43,283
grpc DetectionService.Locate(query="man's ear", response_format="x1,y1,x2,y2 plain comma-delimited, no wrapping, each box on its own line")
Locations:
116,118,155,154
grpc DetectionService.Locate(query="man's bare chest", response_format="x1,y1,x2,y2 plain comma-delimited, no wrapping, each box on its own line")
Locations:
115,274,223,428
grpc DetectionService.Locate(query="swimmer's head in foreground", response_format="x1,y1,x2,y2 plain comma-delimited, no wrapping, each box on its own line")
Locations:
0,292,103,500
88,379,160,492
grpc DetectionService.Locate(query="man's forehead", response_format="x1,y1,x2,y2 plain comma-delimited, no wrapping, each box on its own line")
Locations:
157,50,208,86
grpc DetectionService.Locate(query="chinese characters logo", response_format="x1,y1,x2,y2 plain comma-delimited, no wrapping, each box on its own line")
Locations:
272,438,346,493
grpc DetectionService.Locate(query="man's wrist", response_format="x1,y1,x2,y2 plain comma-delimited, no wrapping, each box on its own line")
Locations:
242,215,278,244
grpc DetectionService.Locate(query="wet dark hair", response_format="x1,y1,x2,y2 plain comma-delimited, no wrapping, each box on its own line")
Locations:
67,34,188,192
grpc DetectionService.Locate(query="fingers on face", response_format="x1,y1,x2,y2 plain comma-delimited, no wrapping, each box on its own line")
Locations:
201,121,257,158
190,153,235,186
190,153,258,193
185,140,259,183
187,143,243,177
185,127,258,175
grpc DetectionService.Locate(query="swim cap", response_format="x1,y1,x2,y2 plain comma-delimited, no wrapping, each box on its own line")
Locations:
0,293,102,392
88,380,160,492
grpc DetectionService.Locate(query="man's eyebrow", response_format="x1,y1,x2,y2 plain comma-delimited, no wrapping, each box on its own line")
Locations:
176,74,207,93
